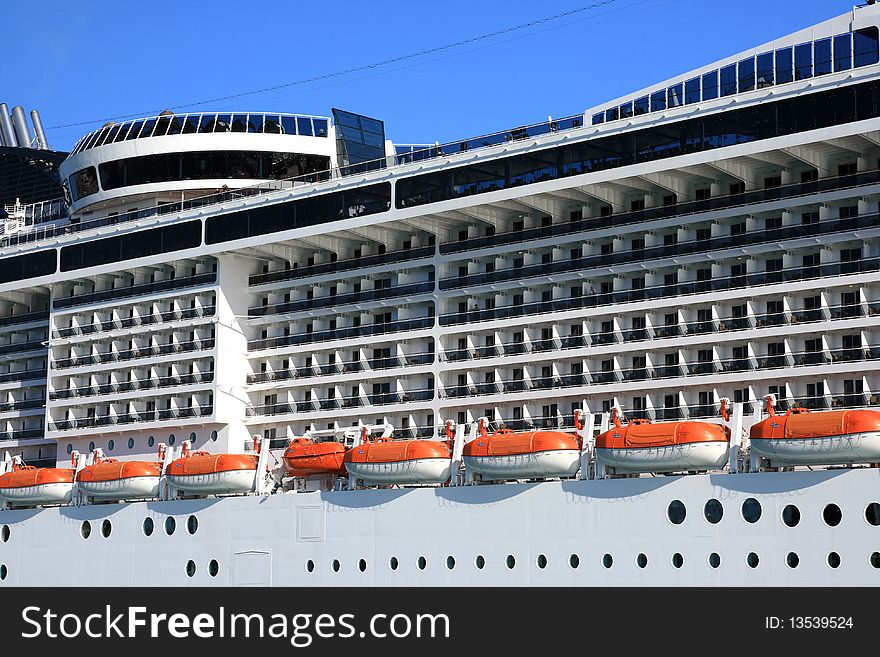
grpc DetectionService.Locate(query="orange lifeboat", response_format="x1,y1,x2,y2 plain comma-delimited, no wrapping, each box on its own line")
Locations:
462,419,581,480
283,437,347,476
76,451,162,500
165,444,258,495
344,429,451,485
0,459,75,506
750,398,880,467
595,408,729,474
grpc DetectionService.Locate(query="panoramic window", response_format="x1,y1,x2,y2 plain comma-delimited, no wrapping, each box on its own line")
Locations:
720,64,737,96
776,47,794,84
795,42,813,80
854,26,880,67
633,96,649,115
685,77,701,104
701,70,719,100
814,38,832,76
738,57,755,92
69,166,99,201
756,52,774,87
834,33,853,71
650,90,666,112
667,83,683,108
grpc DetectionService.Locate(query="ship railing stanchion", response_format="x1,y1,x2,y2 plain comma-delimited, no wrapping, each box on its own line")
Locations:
71,450,87,506
464,420,481,485
575,409,594,480
158,442,174,500
595,411,611,479
254,435,272,495
447,420,464,487
0,450,11,475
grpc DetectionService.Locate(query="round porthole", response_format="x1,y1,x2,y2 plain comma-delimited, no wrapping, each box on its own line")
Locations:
358,559,367,572
786,552,799,568
475,556,485,570
602,554,613,569
148,436,155,447
88,441,95,452
704,499,723,524
637,553,648,568
128,438,135,449
0,564,6,580
569,554,580,569
865,503,880,526
80,521,91,539
417,556,427,570
672,553,684,568
101,519,111,538
827,552,841,568
189,432,197,442
208,560,219,577
667,500,686,525
741,498,762,523
107,440,115,452
143,518,154,536
446,556,456,570
505,555,516,569
389,557,399,571
536,554,547,569
185,560,196,577
870,552,880,569
165,517,176,535
747,552,759,568
782,505,800,527
332,559,340,573
168,434,176,445
306,560,315,573
708,553,721,568
823,503,842,527
210,431,218,442
187,515,198,535
66,444,73,454
1,525,9,543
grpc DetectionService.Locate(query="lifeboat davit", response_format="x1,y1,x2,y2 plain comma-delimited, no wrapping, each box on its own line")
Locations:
595,409,729,474
165,444,258,495
750,399,880,467
344,430,451,485
462,421,581,480
75,452,162,500
0,460,75,506
283,437,347,476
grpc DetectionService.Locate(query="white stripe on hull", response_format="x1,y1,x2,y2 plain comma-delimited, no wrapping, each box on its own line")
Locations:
166,470,255,495
78,476,161,500
345,458,451,484
0,482,74,506
751,431,880,466
596,442,729,474
464,450,581,480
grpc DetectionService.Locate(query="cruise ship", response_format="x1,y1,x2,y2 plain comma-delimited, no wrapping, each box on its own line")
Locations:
0,4,879,587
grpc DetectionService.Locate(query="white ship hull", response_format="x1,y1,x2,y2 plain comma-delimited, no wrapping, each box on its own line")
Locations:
751,432,880,467
595,442,730,474
464,450,581,480
0,482,73,506
167,470,255,495
77,476,161,500
345,458,451,485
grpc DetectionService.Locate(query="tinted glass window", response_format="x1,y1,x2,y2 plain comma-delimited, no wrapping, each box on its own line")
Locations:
855,27,880,67
0,250,56,284
281,116,297,135
701,70,719,100
814,38,832,76
182,115,200,133
313,118,329,137
69,167,99,201
834,33,853,71
605,107,619,122
757,52,774,87
619,102,634,118
650,90,666,111
776,47,794,84
720,64,737,96
667,83,683,107
795,42,812,80
633,96,649,115
685,77,700,104
297,117,314,136
738,57,755,92
591,113,604,125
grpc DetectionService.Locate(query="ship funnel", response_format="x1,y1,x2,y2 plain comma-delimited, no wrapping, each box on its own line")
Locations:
0,104,17,147
11,106,30,147
30,110,48,149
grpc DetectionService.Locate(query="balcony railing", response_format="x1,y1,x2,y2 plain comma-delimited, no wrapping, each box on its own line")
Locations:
250,281,434,317
0,369,47,384
0,340,45,356
0,427,44,441
440,169,880,256
50,372,214,401
53,338,215,369
0,311,50,328
249,245,435,286
50,406,213,431
53,272,217,310
0,399,45,412
54,305,216,338
248,316,434,351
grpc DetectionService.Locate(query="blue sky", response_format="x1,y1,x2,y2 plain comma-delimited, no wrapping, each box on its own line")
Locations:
2,0,859,151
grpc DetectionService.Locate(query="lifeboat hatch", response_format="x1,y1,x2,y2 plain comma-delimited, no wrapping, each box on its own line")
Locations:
233,550,272,586
297,505,325,542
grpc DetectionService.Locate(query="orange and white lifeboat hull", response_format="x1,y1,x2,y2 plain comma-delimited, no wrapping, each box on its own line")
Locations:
595,419,729,474
463,429,581,480
165,452,258,495
76,460,162,500
344,439,451,485
750,407,880,466
283,438,347,476
0,466,75,506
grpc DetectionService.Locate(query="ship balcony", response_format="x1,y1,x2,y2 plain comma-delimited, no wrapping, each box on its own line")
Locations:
53,305,216,339
0,340,46,357
248,281,435,320
249,245,435,288
0,398,46,413
49,371,215,401
52,338,215,370
52,272,217,312
245,351,433,386
247,316,435,352
49,405,214,432
246,389,434,417
0,427,45,442
392,425,436,440
439,168,880,256
0,311,50,331
438,256,880,327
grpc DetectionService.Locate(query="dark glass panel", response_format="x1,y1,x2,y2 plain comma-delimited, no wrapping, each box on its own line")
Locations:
756,52,774,87
619,102,634,118
834,33,852,71
685,77,700,104
281,116,297,135
855,27,880,67
814,38,832,76
633,96,649,115
776,47,794,84
720,64,737,96
738,57,755,92
701,70,718,100
667,83,683,107
650,90,666,111
591,112,604,125
795,42,812,80
297,117,314,136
